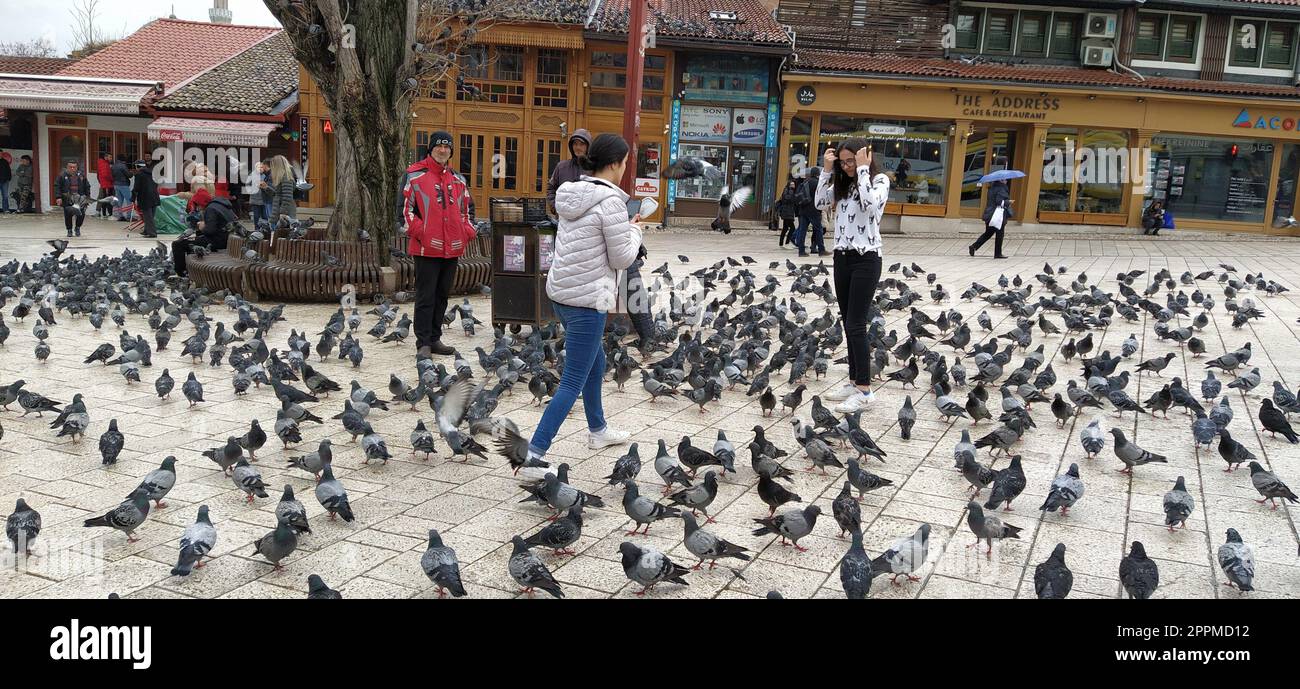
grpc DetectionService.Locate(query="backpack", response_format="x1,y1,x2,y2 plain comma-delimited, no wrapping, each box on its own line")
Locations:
795,178,815,207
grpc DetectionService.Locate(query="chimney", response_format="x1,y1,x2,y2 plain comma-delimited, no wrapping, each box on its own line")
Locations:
209,0,232,24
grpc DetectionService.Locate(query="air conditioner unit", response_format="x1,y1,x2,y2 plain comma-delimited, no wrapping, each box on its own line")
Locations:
1081,39,1114,67
1084,12,1118,39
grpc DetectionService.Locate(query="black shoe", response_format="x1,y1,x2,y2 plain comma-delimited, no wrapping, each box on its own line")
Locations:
66,232,73,238
1151,230,1160,236
416,345,432,361
994,254,1009,259
429,340,455,356
797,251,808,257
142,233,157,238
968,245,975,257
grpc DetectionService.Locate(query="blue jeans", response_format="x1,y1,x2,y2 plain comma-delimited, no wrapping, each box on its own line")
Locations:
251,203,270,226
0,182,8,211
795,213,823,253
528,302,607,456
114,184,132,207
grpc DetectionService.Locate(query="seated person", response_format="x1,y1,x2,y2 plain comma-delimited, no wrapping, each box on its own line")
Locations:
173,195,237,277
1142,201,1165,236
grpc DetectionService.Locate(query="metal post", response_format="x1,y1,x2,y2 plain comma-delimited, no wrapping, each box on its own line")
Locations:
621,0,647,192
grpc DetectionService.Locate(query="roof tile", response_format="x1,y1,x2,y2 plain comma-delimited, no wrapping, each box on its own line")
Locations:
153,32,296,116
593,0,791,46
0,56,75,75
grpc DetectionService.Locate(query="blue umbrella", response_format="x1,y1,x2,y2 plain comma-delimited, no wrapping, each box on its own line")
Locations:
978,169,1026,184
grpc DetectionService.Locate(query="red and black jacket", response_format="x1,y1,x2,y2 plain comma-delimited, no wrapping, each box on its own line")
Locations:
402,157,477,259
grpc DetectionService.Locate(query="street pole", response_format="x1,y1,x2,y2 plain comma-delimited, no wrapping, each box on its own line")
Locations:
621,0,647,193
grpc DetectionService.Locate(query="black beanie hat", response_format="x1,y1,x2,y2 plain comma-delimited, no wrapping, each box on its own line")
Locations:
431,131,453,150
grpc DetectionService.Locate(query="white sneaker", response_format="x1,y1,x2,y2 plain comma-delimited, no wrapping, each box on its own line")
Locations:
824,383,859,401
835,391,874,414
588,426,630,450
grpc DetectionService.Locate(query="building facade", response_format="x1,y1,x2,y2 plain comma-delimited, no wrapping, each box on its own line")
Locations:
775,0,1300,236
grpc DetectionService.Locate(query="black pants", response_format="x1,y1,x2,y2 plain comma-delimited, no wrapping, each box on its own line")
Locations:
140,206,157,236
778,217,795,246
414,256,458,348
625,259,654,341
62,204,85,232
172,236,215,276
1142,217,1161,234
833,249,882,386
971,223,1005,256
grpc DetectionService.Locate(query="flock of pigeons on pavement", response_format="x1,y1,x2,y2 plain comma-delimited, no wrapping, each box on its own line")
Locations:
1,237,1298,599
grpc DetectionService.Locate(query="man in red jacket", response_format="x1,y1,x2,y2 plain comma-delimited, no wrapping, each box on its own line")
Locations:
404,130,478,357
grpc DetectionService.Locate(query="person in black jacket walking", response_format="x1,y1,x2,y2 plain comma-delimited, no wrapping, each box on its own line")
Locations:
793,168,823,257
0,155,11,213
111,155,132,220
133,161,160,238
54,161,91,237
969,179,1012,259
775,178,798,246
173,196,236,276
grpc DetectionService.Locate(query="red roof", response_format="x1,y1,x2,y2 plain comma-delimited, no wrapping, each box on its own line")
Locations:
794,50,1300,99
593,0,791,46
0,56,75,75
56,18,279,90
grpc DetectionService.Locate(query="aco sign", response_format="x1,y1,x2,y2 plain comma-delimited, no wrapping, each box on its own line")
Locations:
1233,108,1298,132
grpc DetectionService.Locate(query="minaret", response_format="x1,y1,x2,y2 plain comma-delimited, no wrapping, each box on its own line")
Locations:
209,0,232,24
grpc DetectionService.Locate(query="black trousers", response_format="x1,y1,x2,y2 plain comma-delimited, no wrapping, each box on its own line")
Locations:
833,249,882,386
62,204,85,232
1142,217,1161,234
778,217,795,245
140,206,157,236
971,223,1005,256
625,259,654,341
172,236,215,276
414,256,458,348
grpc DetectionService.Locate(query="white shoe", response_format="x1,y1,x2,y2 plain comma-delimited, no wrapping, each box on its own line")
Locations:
835,391,874,414
824,383,859,401
588,426,630,450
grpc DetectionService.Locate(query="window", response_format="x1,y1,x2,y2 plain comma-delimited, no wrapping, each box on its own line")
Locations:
493,135,518,191
1134,12,1200,64
459,134,485,189
1265,23,1295,67
1148,134,1274,224
493,46,524,81
588,92,664,112
534,49,569,108
460,46,488,79
1018,12,1049,56
983,10,1015,54
1230,19,1296,69
1049,14,1081,59
588,46,668,112
1231,20,1261,66
681,54,769,104
414,130,430,163
1039,127,1129,215
787,116,812,180
430,80,446,100
534,139,561,193
457,46,525,104
816,116,949,207
956,11,981,51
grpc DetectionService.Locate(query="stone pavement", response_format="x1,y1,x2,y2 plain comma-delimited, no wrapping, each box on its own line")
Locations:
0,212,1298,599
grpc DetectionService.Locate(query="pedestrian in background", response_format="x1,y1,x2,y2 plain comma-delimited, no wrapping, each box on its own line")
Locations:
14,155,33,213
53,161,90,238
1142,200,1165,236
133,161,159,238
403,131,477,358
776,178,797,247
248,160,271,226
816,139,889,413
969,178,1012,259
112,154,132,221
793,167,822,257
0,153,10,214
268,155,297,225
529,132,641,462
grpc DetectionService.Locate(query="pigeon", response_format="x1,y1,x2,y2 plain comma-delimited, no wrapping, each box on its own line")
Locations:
654,438,693,494
315,465,355,521
171,505,217,576
1119,541,1159,599
897,395,916,440
421,529,467,597
521,505,583,556
182,372,204,407
251,517,299,571
410,419,438,460
98,418,124,466
757,472,802,516
1162,476,1195,531
1217,429,1256,472
1258,399,1299,443
668,471,720,522
1248,461,1298,510
83,488,150,542
1040,464,1084,515
960,455,997,497
307,575,343,599
870,523,930,585
1216,528,1255,593
5,498,41,555
752,504,821,552
134,456,177,509
839,528,873,599
1033,543,1073,599
155,368,174,399
231,459,269,503
287,439,332,481
681,512,750,570
237,419,267,460
275,485,312,535
983,455,1026,511
845,459,893,501
621,479,681,535
604,444,643,485
618,541,691,595
508,535,563,598
1109,428,1167,474
831,481,862,537
965,501,1022,557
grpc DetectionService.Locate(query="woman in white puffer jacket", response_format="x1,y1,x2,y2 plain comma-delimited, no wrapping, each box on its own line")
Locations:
527,133,642,462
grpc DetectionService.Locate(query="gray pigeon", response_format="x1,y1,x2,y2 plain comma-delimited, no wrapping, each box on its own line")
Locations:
521,505,583,556
133,456,177,509
831,481,861,537
275,485,312,535
619,541,691,595
287,439,331,481
1033,543,1073,599
1040,464,1084,515
870,523,930,585
171,505,217,576
231,459,269,503
752,504,821,551
1109,428,1167,474
1162,476,1195,531
307,574,343,599
965,501,1022,557
621,479,681,535
1248,461,1299,510
5,498,41,555
315,465,355,521
83,488,150,542
846,458,893,501
251,517,299,570
508,535,563,598
1119,541,1159,599
421,529,467,597
1216,528,1255,592
839,528,873,599
681,512,750,569
182,372,204,407
667,471,719,522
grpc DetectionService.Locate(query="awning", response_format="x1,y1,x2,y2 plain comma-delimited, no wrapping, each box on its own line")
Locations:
148,116,280,147
0,77,151,115
474,24,584,50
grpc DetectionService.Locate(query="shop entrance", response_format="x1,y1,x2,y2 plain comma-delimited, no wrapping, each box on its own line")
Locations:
960,126,1019,218
729,147,762,220
48,128,86,197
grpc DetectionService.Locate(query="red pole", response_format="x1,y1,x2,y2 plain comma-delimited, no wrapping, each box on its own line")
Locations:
621,0,646,192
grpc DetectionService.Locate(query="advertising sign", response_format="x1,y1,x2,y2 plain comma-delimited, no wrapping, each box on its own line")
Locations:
679,105,731,142
634,177,660,196
731,108,767,144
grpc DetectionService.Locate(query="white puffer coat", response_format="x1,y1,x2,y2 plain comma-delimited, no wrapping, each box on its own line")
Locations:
547,176,642,311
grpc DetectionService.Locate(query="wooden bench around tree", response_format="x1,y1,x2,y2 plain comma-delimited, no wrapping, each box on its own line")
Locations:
186,236,249,295
245,232,382,302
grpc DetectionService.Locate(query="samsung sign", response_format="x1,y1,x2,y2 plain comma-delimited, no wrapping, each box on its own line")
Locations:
1233,108,1298,132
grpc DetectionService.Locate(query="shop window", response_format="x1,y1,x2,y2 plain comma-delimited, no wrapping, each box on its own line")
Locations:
1273,144,1299,227
955,11,981,51
787,116,812,180
588,92,663,112
636,142,661,180
962,128,1018,212
492,135,518,191
1048,14,1081,59
1147,134,1273,224
1040,127,1128,215
817,116,948,207
681,54,769,105
983,10,1015,54
675,142,728,201
1018,12,1049,56
459,134,485,189
534,49,568,108
534,138,561,194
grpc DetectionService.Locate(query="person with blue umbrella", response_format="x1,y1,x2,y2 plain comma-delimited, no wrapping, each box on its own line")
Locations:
969,167,1024,259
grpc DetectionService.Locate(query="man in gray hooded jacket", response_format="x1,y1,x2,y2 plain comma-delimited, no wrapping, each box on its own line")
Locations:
545,129,591,214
